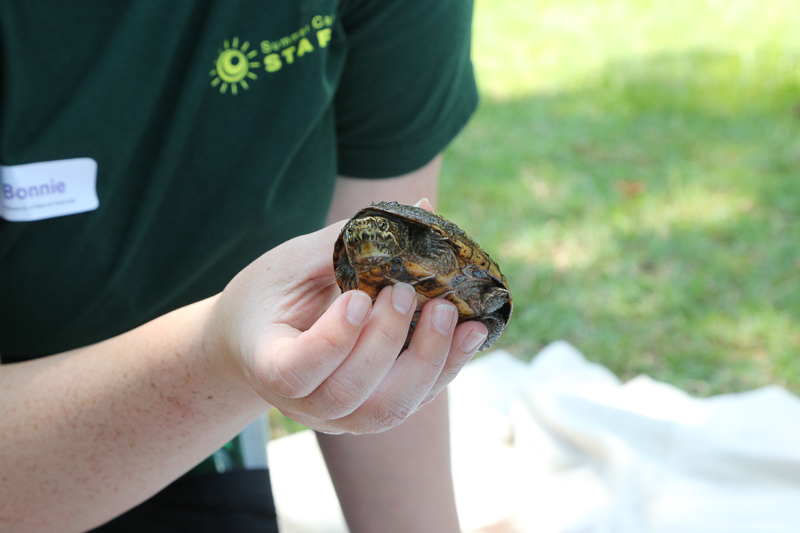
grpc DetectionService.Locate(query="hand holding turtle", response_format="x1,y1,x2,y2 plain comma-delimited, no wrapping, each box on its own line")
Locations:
206,219,489,435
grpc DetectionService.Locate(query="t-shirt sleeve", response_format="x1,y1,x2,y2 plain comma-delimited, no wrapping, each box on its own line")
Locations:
334,0,478,178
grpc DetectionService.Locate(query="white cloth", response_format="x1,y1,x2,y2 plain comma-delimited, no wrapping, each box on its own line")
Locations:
268,341,800,533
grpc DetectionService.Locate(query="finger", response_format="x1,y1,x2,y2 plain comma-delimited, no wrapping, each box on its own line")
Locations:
337,298,459,434
414,197,435,212
253,290,372,399
296,282,417,420
271,406,344,435
267,221,347,285
419,320,487,408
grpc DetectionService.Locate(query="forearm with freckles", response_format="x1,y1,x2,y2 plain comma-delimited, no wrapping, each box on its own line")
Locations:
0,296,268,533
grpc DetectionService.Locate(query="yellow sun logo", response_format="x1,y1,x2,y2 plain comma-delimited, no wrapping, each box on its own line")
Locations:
210,37,259,95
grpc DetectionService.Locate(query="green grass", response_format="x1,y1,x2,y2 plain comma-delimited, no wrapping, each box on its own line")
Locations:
439,0,800,395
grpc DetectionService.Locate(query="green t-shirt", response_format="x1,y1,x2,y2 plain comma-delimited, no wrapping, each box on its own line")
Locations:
0,0,478,363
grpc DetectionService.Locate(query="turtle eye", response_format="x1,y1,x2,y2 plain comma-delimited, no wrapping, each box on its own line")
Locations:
378,219,388,231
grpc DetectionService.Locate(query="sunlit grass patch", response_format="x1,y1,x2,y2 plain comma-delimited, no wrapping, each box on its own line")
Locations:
617,184,758,234
441,0,800,396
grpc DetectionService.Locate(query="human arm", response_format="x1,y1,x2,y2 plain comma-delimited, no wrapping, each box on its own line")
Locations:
0,198,471,532
325,156,442,225
0,295,265,533
318,394,461,533
317,158,488,533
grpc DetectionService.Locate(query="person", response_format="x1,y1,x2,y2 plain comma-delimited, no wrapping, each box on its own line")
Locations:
0,1,485,532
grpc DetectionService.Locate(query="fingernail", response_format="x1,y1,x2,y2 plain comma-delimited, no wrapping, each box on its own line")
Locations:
432,303,456,334
392,283,417,315
461,329,487,354
346,292,371,326
414,197,430,208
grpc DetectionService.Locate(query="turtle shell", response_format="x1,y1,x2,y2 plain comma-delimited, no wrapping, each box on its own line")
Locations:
333,201,512,351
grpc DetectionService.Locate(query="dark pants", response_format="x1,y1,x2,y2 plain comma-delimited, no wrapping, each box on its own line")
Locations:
88,469,279,533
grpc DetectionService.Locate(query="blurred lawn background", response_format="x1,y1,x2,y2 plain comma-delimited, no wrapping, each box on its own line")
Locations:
439,0,800,396
272,0,800,437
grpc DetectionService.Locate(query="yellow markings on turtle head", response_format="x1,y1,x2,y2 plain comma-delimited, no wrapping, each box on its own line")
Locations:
209,37,260,95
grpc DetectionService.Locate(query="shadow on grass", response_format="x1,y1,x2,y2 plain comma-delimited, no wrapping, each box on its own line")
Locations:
441,50,800,394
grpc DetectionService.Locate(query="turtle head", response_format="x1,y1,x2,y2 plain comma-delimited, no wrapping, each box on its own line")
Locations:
344,215,407,269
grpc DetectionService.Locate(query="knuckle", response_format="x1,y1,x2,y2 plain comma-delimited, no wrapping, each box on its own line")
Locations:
372,397,415,431
264,359,312,399
317,374,365,418
373,320,407,350
436,363,463,387
415,345,449,370
313,328,348,359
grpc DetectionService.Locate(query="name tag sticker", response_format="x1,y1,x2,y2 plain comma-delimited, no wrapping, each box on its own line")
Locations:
0,158,99,222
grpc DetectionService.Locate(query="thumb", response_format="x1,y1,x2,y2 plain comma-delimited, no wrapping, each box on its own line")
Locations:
253,290,372,399
266,220,347,283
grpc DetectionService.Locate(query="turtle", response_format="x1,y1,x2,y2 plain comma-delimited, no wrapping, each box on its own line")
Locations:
333,201,512,351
